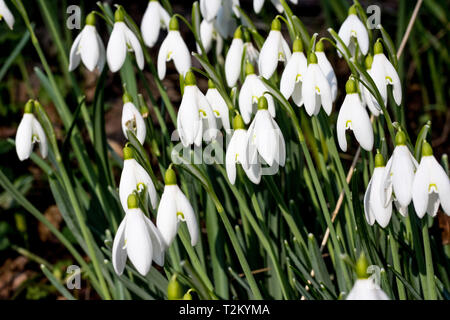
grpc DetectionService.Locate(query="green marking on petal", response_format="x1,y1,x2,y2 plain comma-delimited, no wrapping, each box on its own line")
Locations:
428,183,437,192
177,212,185,219
213,110,220,116
199,109,207,117
345,120,352,128
295,74,302,82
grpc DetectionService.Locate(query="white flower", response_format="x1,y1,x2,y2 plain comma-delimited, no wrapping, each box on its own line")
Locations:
0,0,14,30
412,141,450,218
197,19,221,54
106,9,144,72
69,14,105,72
216,0,238,39
177,71,217,147
381,131,418,216
158,16,191,80
205,80,230,131
112,194,165,276
280,38,307,107
364,153,392,227
200,0,221,22
15,100,48,161
253,0,297,13
315,41,337,102
359,55,381,116
156,168,199,247
346,279,390,300
337,6,369,56
258,18,291,79
370,40,402,106
337,79,373,152
226,114,261,185
119,146,158,212
121,93,146,145
302,52,333,116
141,0,170,48
247,97,285,168
239,62,275,124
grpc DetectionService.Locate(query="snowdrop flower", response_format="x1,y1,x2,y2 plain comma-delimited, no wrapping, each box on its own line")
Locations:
336,79,373,152
200,0,221,22
258,18,291,80
119,146,157,212
0,0,14,30
337,5,369,56
205,80,230,131
280,38,307,107
315,40,337,102
247,97,285,168
239,62,275,124
216,0,239,39
347,254,389,300
253,0,297,14
381,131,418,216
177,71,217,147
112,194,165,276
121,92,147,145
158,16,191,80
370,40,402,106
226,114,261,185
69,13,105,72
156,167,199,247
106,8,144,72
197,19,224,55
364,152,392,227
15,100,48,161
412,141,450,218
141,0,170,48
359,55,381,116
302,52,332,116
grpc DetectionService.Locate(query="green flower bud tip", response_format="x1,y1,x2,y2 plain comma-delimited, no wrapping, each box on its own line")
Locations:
315,40,324,52
24,100,34,114
365,54,373,69
169,16,179,31
123,146,134,160
123,92,133,104
165,167,177,185
293,38,303,53
243,28,251,43
245,61,255,76
374,152,385,168
184,71,196,86
374,39,383,55
258,96,268,110
271,18,281,31
114,7,125,22
233,114,245,130
355,253,369,279
86,12,96,26
348,5,357,16
127,194,139,209
422,141,433,157
233,26,242,39
345,78,357,94
208,79,215,89
394,130,406,146
308,52,318,64
183,289,194,300
167,274,183,300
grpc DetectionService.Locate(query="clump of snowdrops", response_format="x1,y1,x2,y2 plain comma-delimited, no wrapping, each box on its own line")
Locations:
1,0,449,300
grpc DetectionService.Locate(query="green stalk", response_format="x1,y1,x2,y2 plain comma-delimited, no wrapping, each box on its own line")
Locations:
422,220,437,300
388,227,406,299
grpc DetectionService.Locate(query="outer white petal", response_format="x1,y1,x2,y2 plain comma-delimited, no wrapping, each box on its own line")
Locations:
0,0,14,29
337,16,353,56
280,36,292,62
314,64,333,115
391,146,415,207
302,64,318,116
239,75,256,124
254,0,265,13
157,33,170,80
225,38,244,87
259,31,280,79
134,163,158,210
200,0,221,22
156,185,179,247
254,110,276,166
170,31,192,77
111,216,128,275
125,209,153,276
68,31,83,71
79,26,100,72
15,114,33,161
271,0,284,13
121,102,146,144
96,32,106,72
371,54,388,104
198,19,214,54
381,156,394,207
225,132,238,184
119,159,137,211
144,216,166,266
349,14,369,55
412,157,431,218
176,187,199,246
272,117,286,166
196,87,218,142
206,88,230,131
370,167,392,228
364,176,376,225
381,55,402,105
141,2,161,48
124,26,145,70
216,0,237,39
107,23,128,72
31,117,48,159
346,279,390,300
349,94,373,151
336,95,352,152
178,86,200,146
280,52,301,99
316,51,337,102
430,156,450,215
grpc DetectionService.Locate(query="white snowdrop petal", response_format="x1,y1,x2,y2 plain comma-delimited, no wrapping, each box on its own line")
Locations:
119,159,137,211
349,94,373,151
302,65,318,116
0,0,14,29
107,23,128,72
16,114,34,161
176,187,199,246
280,53,300,100
350,15,369,55
178,86,200,146
96,33,106,72
430,156,450,215
68,31,83,72
171,32,192,77
364,176,376,225
239,75,256,124
111,216,128,275
156,186,179,247
254,0,265,13
124,26,145,70
32,117,48,159
255,111,277,166
412,157,431,218
225,38,244,87
316,51,337,102
259,31,280,79
346,279,390,300
225,134,238,184
314,65,333,115
336,95,352,152
157,35,170,80
144,216,166,266
141,2,161,48
382,55,402,105
199,19,214,53
134,163,158,210
79,26,100,72
391,146,415,207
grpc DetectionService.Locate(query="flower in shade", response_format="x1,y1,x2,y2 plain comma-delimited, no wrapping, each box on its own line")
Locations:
315,40,337,102
239,62,276,124
337,78,373,152
119,146,157,212
337,5,369,57
156,167,199,247
412,141,450,218
302,52,332,116
197,19,223,55
121,92,146,145
15,100,48,161
226,114,261,185
216,0,239,39
253,0,298,14
112,194,165,276
158,16,191,80
280,38,307,107
106,8,144,72
258,18,291,80
0,0,14,30
364,152,392,228
141,0,170,48
200,0,221,22
205,80,230,131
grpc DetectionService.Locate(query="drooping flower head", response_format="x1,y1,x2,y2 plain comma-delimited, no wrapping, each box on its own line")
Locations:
337,5,369,57
315,40,337,102
360,54,382,116
0,0,14,30
141,0,170,48
121,91,147,145
205,80,230,131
